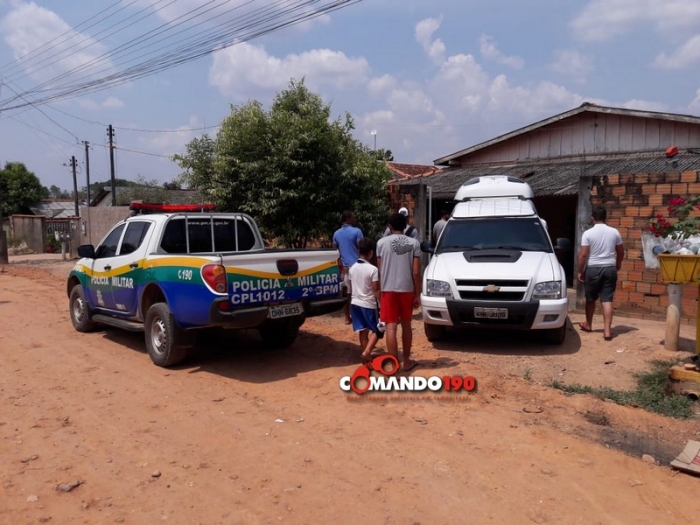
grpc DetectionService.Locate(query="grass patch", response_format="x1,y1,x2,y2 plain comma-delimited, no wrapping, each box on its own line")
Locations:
550,360,695,420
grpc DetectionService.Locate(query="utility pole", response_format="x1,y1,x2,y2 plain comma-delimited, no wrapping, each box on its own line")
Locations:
70,156,79,216
83,141,91,207
108,124,116,206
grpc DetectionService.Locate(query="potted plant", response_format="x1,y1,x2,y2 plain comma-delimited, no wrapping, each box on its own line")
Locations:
645,196,700,283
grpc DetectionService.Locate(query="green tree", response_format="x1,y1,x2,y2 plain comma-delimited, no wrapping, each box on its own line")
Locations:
375,148,394,161
175,79,390,247
172,134,216,190
0,162,46,215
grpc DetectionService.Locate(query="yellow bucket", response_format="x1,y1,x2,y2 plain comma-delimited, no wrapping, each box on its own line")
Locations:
658,254,700,284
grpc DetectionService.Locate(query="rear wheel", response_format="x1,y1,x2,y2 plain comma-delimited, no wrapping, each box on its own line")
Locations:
259,318,300,349
543,320,567,345
424,323,445,342
69,286,96,332
144,302,189,367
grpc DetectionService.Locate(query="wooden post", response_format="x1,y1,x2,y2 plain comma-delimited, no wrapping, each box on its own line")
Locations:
574,176,592,309
696,285,700,355
665,284,682,351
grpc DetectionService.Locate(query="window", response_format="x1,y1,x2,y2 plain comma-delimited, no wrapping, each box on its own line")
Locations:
160,216,259,254
187,219,213,253
95,224,126,259
437,218,551,253
161,219,186,254
119,221,151,255
212,218,257,252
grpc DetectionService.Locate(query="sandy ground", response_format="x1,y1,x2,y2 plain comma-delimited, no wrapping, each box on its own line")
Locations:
2,256,700,525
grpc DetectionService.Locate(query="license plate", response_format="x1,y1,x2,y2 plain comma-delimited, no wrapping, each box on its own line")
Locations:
474,307,508,319
269,303,303,319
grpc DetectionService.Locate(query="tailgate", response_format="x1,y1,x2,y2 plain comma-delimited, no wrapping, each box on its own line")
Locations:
222,250,341,307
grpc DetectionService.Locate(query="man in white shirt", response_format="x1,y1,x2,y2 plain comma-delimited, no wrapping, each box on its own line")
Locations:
577,205,625,341
432,210,450,244
383,207,420,240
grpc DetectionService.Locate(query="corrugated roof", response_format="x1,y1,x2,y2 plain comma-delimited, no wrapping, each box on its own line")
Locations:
29,200,77,218
394,153,700,199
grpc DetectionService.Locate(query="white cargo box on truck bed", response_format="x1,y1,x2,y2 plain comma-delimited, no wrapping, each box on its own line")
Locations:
454,175,534,201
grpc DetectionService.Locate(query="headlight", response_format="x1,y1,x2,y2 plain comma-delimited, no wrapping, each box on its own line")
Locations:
426,279,452,297
532,281,562,300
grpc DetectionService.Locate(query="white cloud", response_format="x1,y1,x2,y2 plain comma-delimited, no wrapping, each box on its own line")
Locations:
691,88,700,110
548,49,594,83
368,74,397,96
479,35,524,69
571,0,700,42
74,96,125,111
139,116,208,159
102,97,125,109
0,2,115,82
620,99,668,112
129,0,330,35
653,34,700,69
209,42,369,99
415,16,446,64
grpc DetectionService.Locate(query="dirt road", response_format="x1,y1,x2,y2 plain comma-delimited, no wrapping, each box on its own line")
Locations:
1,260,699,524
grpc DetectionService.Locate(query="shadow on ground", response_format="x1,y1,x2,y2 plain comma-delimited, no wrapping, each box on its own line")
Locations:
429,319,582,357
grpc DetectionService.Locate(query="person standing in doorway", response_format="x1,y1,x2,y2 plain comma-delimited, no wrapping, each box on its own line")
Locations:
333,210,364,324
376,212,422,372
577,205,624,341
432,210,450,245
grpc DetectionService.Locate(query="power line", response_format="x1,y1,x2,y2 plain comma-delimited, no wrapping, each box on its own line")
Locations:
0,0,364,111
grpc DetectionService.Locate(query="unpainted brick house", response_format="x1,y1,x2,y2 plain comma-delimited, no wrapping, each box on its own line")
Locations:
392,102,700,323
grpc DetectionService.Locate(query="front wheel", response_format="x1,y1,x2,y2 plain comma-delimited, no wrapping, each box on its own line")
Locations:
424,323,445,342
542,320,567,345
144,302,189,367
69,286,96,332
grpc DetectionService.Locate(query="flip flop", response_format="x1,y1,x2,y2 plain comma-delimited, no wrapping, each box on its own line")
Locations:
604,335,613,341
402,362,420,372
578,322,593,333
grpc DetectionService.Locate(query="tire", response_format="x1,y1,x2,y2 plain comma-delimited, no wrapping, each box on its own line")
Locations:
424,323,445,342
69,286,96,332
144,302,189,367
543,320,567,345
259,319,300,349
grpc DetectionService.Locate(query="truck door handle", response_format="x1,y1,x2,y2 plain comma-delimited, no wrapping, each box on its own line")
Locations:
129,262,139,269
104,265,112,270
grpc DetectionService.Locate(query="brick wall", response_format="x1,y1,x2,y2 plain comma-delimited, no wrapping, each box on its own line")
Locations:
388,186,417,217
592,171,700,324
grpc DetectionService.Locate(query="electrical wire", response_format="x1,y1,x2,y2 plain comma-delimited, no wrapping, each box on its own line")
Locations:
0,0,364,111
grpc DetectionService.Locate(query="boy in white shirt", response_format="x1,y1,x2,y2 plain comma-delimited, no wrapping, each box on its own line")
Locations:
347,238,383,362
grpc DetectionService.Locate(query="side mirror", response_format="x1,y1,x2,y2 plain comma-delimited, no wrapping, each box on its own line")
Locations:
554,238,572,253
77,244,95,259
420,241,434,254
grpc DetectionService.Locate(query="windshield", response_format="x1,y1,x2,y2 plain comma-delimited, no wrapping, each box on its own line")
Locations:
436,217,552,253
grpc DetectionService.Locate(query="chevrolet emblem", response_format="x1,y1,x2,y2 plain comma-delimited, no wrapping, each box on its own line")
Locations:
483,285,500,293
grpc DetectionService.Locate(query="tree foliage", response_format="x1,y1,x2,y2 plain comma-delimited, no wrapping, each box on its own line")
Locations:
0,162,47,215
174,79,390,248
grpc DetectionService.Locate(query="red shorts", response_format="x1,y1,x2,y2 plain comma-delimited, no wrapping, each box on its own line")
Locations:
380,292,414,323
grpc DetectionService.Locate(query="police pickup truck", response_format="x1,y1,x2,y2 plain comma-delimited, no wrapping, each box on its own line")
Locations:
67,204,346,367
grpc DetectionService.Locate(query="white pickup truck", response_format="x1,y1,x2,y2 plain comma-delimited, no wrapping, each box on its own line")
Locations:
67,206,346,366
420,176,570,344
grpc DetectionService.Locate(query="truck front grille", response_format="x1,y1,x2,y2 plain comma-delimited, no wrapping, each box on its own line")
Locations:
459,291,525,301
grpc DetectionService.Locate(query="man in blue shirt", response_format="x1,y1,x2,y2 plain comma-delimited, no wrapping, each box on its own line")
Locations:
333,210,364,324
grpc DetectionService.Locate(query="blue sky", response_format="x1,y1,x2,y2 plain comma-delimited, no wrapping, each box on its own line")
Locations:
1,0,700,192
